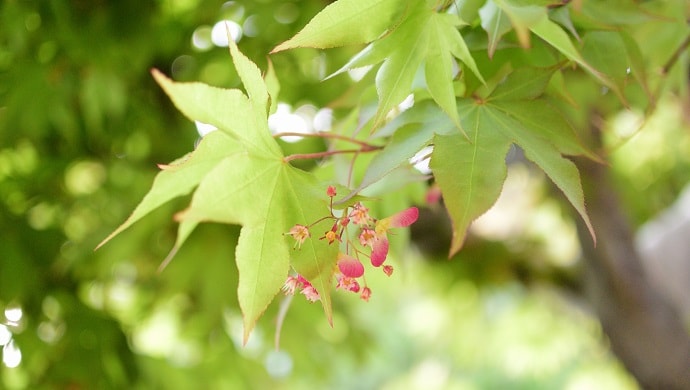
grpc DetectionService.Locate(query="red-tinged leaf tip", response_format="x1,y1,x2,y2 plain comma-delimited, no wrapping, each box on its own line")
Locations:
337,253,364,278
390,207,419,228
370,237,389,267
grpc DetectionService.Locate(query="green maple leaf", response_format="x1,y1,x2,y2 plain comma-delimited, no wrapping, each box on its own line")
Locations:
427,67,596,256
275,0,484,132
99,42,338,342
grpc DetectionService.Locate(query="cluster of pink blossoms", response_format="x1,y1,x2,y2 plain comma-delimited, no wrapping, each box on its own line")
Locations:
284,185,418,303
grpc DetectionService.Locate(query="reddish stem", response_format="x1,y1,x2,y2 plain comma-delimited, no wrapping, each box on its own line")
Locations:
283,146,381,162
273,131,380,149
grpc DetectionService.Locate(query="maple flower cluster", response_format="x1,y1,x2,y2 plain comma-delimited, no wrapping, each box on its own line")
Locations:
284,185,418,303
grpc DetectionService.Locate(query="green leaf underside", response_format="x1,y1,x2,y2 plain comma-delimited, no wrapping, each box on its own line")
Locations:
431,99,595,257
271,0,403,52
105,45,338,342
176,156,338,341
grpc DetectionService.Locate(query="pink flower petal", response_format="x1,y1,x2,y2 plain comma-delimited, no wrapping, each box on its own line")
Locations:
370,236,389,267
337,253,364,278
389,207,419,228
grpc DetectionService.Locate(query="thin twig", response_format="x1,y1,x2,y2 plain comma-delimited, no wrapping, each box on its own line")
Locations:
661,34,690,75
283,146,381,162
273,131,380,149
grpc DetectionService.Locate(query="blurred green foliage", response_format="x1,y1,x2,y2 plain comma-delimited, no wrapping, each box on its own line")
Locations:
2,0,688,388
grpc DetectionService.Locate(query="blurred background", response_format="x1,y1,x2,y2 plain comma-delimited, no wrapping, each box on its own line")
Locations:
1,0,689,388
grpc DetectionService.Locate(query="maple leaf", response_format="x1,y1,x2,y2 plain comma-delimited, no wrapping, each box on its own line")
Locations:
274,0,484,133
98,41,338,343
410,66,598,257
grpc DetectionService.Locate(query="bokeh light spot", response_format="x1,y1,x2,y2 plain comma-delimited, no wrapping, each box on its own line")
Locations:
264,350,293,379
2,340,21,368
64,160,106,196
211,20,242,47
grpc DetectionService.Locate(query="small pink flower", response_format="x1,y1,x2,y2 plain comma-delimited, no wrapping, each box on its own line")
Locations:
327,185,337,197
359,227,376,247
286,224,310,249
349,202,372,225
282,275,301,295
297,274,311,286
337,253,364,278
382,265,394,276
360,287,372,302
336,274,360,293
370,207,419,267
301,285,320,302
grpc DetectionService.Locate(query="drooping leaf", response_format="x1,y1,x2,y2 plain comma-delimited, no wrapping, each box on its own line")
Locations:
484,105,595,245
492,99,599,160
430,103,511,256
271,0,403,52
430,84,597,256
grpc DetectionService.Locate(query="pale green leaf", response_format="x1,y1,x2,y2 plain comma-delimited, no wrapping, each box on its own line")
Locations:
235,221,290,343
152,70,281,158
228,39,270,117
176,155,338,341
271,0,403,52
